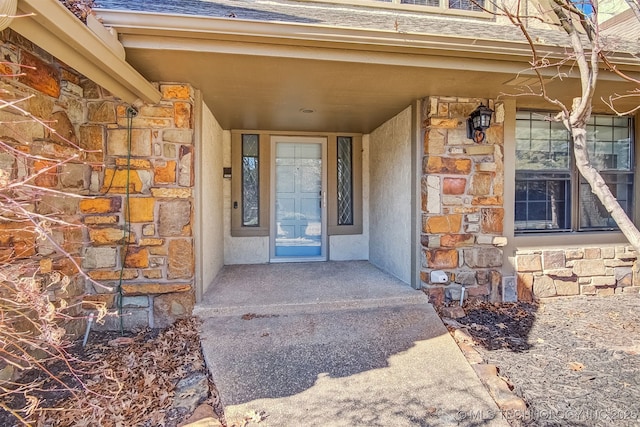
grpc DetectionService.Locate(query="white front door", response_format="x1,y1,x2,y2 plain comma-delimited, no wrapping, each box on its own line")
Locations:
271,136,327,261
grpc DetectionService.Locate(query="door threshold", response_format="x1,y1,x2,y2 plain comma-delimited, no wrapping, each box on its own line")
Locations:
270,257,327,263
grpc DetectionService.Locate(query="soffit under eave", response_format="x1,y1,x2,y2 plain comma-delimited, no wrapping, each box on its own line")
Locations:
11,0,160,105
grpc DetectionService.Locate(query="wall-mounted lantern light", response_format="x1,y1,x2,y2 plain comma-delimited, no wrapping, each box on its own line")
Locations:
466,104,493,143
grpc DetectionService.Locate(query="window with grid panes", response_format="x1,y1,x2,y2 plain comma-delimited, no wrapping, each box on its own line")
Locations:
515,112,634,233
371,0,484,10
448,0,484,11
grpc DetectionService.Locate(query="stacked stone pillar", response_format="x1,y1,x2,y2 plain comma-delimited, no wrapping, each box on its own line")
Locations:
0,29,197,330
420,97,506,304
81,85,196,329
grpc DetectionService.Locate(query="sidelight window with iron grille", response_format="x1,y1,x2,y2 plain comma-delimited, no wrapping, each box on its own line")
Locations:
242,134,260,227
337,136,354,226
232,132,362,237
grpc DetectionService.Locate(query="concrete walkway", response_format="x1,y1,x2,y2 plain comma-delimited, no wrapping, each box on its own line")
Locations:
194,261,508,426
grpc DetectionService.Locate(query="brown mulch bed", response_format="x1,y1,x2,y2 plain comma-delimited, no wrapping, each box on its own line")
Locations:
453,294,640,426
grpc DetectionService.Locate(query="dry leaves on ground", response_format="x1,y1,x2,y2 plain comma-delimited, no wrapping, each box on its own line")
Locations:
42,317,208,427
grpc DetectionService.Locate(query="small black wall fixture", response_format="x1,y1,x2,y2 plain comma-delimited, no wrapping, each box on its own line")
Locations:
466,103,494,143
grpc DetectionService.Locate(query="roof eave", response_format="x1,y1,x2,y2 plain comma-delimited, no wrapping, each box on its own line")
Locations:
11,0,161,104
96,8,640,71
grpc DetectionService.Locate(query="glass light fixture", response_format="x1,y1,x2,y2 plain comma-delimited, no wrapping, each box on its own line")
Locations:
467,103,494,143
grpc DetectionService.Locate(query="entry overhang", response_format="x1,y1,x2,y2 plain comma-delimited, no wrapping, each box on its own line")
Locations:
96,8,640,133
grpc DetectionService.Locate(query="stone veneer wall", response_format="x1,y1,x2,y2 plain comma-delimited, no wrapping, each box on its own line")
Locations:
0,30,196,330
0,30,89,336
515,246,639,300
81,82,196,330
420,96,506,304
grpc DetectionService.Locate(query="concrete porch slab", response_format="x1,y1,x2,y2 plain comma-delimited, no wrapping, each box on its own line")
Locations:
194,261,508,426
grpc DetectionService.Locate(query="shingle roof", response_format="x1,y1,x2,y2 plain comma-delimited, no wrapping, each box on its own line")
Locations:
601,9,640,48
95,0,573,47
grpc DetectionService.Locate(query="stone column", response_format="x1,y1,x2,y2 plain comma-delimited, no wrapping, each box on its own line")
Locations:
420,97,506,304
82,85,197,329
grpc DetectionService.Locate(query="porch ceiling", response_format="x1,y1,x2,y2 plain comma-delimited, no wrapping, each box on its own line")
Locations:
121,49,531,133
98,10,640,134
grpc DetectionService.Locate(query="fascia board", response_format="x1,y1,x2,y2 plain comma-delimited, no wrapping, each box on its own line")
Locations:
97,9,640,71
11,0,160,104
97,9,546,60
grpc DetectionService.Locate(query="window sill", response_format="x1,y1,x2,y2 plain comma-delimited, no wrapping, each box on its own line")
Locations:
514,231,628,250
328,224,363,236
231,227,270,238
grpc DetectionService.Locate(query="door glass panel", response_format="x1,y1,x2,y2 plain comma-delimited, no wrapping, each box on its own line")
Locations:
275,142,322,257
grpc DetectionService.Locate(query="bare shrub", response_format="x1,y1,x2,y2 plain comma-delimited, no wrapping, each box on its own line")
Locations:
0,65,108,423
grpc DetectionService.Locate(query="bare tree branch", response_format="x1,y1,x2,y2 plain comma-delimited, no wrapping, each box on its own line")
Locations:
602,89,640,115
495,1,569,115
495,0,640,253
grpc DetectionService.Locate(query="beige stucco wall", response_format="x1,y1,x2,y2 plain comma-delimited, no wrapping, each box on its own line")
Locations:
198,102,225,293
369,106,412,283
223,132,270,264
329,136,370,261
223,133,371,264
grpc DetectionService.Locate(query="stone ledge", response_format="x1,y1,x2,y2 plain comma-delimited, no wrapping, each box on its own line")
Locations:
484,376,527,413
114,158,151,169
84,215,119,225
179,405,224,427
79,197,121,214
472,365,527,414
458,341,483,364
151,187,192,198
89,227,134,245
89,269,138,281
544,268,574,278
121,283,192,296
441,305,466,319
449,321,528,417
